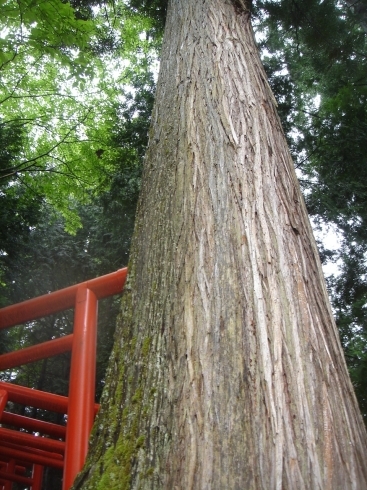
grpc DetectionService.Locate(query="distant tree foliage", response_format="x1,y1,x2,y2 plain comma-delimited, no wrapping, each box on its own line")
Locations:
254,0,367,421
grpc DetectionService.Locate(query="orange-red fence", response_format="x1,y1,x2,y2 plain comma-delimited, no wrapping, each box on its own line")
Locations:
0,268,128,490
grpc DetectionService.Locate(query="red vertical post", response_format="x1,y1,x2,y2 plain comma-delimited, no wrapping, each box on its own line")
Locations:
0,390,7,417
4,460,14,490
62,286,98,490
0,461,4,490
32,464,43,490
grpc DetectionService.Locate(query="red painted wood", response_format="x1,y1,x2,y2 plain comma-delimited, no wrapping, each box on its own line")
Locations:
0,427,65,454
32,464,44,490
63,286,98,490
0,381,69,413
0,381,99,415
0,268,128,489
3,459,14,490
0,390,7,416
0,441,63,460
0,412,66,439
0,444,63,469
0,267,127,329
0,470,34,486
0,334,73,370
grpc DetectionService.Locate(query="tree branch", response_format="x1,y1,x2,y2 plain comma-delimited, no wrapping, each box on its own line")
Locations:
0,108,94,182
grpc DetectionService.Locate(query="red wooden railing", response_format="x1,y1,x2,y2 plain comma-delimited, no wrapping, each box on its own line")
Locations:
0,268,128,490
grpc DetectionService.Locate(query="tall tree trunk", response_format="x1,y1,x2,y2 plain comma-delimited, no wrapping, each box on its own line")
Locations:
74,0,367,488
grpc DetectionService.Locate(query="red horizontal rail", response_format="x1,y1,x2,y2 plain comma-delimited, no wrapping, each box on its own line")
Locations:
0,442,63,466
0,267,127,329
0,381,68,413
0,444,63,469
0,462,26,474
0,381,100,414
0,268,128,489
0,428,65,454
0,334,73,370
0,470,34,486
0,412,66,439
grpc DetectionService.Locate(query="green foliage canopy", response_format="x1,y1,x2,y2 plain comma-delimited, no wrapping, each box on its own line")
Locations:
0,0,159,231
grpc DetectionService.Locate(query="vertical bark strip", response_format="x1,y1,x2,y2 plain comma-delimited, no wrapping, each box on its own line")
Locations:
75,0,367,489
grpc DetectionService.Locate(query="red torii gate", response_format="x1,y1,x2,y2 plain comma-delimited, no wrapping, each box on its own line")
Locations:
0,268,128,490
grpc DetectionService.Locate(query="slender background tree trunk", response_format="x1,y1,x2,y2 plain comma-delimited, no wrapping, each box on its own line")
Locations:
74,0,367,488
344,0,367,33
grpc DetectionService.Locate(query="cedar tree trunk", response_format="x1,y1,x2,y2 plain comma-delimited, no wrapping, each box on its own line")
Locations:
74,0,367,488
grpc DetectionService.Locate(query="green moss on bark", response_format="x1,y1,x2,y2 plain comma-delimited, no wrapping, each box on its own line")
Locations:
72,268,157,489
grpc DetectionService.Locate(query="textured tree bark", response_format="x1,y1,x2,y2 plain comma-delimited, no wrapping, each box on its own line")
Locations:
74,0,367,489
